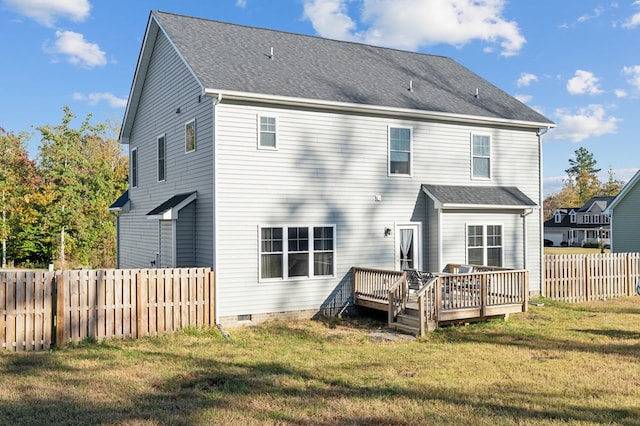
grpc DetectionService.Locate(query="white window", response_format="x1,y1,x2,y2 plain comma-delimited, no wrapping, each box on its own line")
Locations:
130,147,138,188
570,211,577,223
593,215,600,224
471,134,491,179
554,212,562,223
584,215,590,224
185,119,196,152
388,127,412,176
467,224,502,267
157,134,166,182
259,225,335,280
258,115,277,149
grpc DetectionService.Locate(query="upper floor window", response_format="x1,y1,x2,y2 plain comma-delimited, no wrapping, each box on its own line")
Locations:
157,134,166,182
185,119,196,152
584,215,590,224
259,225,335,281
570,211,577,223
471,134,491,179
593,215,600,224
131,148,138,188
258,115,277,149
554,212,562,223
467,224,502,267
389,127,412,176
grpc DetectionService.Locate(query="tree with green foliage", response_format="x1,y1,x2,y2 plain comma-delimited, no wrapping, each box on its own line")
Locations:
0,128,41,267
564,147,601,205
36,106,128,268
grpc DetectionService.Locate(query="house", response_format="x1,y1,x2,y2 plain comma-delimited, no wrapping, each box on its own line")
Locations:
605,169,640,252
111,11,554,327
543,196,614,247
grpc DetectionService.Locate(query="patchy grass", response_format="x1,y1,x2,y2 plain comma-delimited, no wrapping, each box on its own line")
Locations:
1,298,640,425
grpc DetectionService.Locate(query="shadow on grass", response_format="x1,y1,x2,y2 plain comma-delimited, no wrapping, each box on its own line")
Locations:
1,348,639,425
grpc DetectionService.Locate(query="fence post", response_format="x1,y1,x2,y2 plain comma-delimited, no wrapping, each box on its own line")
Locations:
55,274,66,348
209,270,215,326
626,253,632,296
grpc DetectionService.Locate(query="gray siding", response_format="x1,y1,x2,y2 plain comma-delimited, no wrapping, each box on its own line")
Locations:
117,30,214,269
176,201,196,266
214,102,541,318
160,220,172,267
612,182,640,252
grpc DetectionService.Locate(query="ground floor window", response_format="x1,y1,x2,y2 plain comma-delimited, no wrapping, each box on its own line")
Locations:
260,225,335,280
467,224,502,267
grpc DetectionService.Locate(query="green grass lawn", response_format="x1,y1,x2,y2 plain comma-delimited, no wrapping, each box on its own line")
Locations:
1,297,639,425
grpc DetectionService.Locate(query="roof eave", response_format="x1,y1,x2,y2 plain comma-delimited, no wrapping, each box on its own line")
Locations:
204,88,556,130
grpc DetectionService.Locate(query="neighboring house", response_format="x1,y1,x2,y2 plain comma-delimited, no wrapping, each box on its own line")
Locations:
543,196,614,247
605,169,640,253
111,11,554,326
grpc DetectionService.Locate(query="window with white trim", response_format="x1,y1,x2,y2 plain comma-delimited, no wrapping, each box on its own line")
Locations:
157,134,166,182
185,119,196,152
258,115,277,149
260,225,335,280
467,224,502,267
570,211,577,223
389,127,412,175
471,134,491,179
131,147,138,188
554,212,562,223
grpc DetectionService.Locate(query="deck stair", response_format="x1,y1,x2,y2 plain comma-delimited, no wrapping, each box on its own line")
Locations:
390,306,422,336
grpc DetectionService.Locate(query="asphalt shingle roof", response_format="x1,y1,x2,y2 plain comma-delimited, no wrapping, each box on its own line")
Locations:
422,184,537,207
152,11,553,125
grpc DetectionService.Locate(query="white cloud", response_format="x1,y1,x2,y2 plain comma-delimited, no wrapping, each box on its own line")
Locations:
577,7,604,23
302,0,526,56
72,92,127,108
48,30,106,68
235,0,247,8
514,94,532,103
622,65,640,91
302,0,358,41
3,0,90,27
551,104,620,142
615,89,628,98
516,72,538,87
566,70,603,95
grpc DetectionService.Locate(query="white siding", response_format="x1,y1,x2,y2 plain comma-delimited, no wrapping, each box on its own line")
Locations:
117,31,214,268
215,103,542,318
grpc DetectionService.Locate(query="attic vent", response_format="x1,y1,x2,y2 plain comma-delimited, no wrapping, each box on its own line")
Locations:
269,47,274,59
474,88,480,98
409,80,414,92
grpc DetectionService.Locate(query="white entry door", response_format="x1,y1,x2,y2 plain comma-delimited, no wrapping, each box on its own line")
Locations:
395,224,421,271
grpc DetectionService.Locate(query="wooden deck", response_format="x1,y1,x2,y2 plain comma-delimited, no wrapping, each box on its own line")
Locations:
353,265,528,336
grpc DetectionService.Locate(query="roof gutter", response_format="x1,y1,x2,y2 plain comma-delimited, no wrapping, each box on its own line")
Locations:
203,89,556,130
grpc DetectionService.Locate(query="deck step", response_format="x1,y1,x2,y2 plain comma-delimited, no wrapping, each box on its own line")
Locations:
396,313,421,328
390,321,421,337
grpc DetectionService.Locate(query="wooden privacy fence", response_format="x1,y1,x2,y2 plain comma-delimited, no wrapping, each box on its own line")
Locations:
544,253,640,302
0,268,215,352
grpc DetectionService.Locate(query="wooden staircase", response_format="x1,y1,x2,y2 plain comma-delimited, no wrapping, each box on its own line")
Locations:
390,306,422,336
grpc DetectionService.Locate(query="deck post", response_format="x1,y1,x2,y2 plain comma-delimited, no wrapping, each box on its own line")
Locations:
55,273,66,348
480,274,487,318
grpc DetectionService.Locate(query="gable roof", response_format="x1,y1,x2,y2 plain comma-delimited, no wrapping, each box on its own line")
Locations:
422,184,537,209
605,169,640,214
577,196,615,213
121,11,554,143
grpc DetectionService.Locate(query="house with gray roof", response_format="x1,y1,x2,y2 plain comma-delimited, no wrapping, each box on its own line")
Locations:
112,11,554,326
543,196,614,247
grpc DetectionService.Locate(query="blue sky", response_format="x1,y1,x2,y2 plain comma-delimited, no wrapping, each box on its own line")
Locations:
1,0,639,196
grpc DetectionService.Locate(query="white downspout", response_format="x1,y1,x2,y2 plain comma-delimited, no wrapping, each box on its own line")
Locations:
521,208,534,269
212,92,222,325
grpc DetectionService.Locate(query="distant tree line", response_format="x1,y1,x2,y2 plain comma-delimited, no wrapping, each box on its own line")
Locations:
0,106,128,269
543,147,624,219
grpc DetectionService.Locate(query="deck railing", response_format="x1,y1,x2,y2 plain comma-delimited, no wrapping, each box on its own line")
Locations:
353,265,528,332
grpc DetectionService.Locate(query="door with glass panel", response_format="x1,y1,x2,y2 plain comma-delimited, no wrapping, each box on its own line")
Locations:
395,224,421,271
